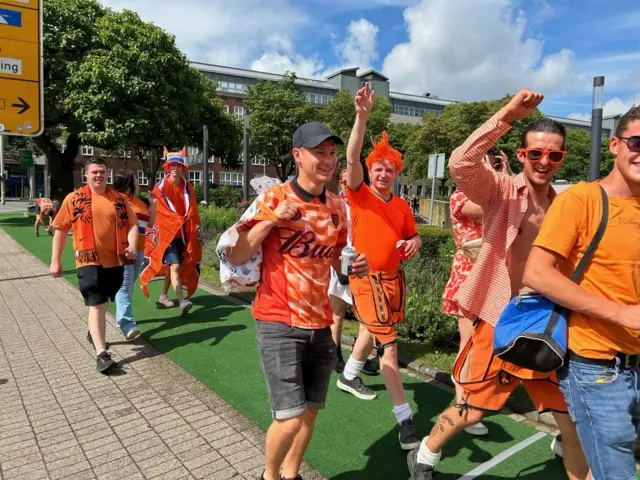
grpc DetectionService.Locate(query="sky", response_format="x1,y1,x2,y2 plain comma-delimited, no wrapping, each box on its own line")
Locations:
100,0,640,120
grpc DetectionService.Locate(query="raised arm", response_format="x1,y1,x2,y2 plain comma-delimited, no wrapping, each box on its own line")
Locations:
346,83,375,191
449,89,543,207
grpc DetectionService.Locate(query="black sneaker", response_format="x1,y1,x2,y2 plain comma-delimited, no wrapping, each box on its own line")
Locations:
87,331,110,351
336,374,377,400
407,447,436,480
399,418,421,450
96,351,116,373
362,357,379,376
334,356,345,374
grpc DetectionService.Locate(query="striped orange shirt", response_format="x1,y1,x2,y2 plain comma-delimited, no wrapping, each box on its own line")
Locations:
450,113,556,327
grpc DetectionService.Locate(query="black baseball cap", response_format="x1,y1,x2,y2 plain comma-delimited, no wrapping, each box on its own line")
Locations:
292,122,343,149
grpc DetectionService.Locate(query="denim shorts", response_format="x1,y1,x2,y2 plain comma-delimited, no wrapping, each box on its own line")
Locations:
558,357,640,480
163,238,185,265
255,320,337,420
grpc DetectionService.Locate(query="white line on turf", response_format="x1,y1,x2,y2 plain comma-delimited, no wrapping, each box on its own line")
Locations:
457,431,547,479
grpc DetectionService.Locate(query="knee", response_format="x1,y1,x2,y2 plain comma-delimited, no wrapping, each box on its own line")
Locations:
276,416,304,437
170,264,181,274
463,408,485,425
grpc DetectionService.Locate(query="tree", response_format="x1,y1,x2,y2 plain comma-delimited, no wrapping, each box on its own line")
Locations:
403,95,544,186
66,9,240,183
244,72,319,181
556,129,615,182
319,89,392,163
35,0,107,200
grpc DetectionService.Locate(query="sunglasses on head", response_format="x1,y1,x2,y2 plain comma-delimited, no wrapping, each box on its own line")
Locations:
517,148,567,163
620,136,640,152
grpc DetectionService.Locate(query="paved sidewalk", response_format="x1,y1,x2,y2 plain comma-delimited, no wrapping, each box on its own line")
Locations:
0,230,324,480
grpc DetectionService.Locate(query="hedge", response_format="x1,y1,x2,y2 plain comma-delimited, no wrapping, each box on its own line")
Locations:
198,209,459,348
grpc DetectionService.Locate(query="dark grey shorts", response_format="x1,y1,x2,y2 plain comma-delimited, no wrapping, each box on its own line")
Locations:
255,320,337,420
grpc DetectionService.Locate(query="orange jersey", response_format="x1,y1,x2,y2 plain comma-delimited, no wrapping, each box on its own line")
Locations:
346,183,418,271
245,180,348,329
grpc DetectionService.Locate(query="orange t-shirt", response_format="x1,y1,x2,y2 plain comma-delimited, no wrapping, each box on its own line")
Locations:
128,196,150,251
162,179,186,218
245,181,348,329
53,191,138,268
346,183,418,271
533,181,640,359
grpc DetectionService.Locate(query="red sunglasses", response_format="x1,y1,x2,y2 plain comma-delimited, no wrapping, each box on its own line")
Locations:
517,148,567,163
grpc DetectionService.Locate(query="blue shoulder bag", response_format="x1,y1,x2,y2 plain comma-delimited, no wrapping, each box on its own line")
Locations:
493,185,609,373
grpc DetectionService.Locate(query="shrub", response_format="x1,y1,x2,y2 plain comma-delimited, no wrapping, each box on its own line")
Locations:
199,205,239,238
193,184,244,209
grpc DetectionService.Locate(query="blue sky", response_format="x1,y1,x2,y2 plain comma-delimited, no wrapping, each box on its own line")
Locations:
101,0,640,119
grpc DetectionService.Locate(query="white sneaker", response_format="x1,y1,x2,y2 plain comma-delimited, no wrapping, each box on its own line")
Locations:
551,434,563,457
157,295,175,308
179,300,193,316
464,422,489,436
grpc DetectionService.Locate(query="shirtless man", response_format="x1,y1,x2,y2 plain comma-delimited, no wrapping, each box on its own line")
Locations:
407,89,588,480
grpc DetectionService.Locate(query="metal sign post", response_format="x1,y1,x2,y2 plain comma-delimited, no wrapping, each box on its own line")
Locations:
0,134,4,204
589,76,605,181
243,112,250,201
202,125,209,204
427,153,446,225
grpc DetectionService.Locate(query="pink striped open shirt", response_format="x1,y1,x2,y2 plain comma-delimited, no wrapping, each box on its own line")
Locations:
450,113,556,327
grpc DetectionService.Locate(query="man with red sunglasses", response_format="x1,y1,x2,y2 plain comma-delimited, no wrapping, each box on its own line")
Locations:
524,106,640,480
408,89,589,480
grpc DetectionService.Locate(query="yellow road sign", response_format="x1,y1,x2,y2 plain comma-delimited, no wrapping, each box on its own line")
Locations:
0,0,43,136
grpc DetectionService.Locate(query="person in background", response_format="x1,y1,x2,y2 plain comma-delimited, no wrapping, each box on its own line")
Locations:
34,197,57,236
112,170,149,341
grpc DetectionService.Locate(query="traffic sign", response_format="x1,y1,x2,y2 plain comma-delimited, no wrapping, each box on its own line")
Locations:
0,0,43,137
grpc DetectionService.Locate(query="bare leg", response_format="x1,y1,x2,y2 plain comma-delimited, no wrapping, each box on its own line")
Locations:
281,409,319,479
379,344,407,406
34,216,42,234
454,317,474,402
161,272,171,297
88,303,109,355
330,296,347,347
170,264,184,303
553,412,589,480
425,405,485,453
264,416,304,480
350,323,375,362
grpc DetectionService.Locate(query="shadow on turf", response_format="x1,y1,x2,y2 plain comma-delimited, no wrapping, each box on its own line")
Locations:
0,217,32,227
134,294,247,353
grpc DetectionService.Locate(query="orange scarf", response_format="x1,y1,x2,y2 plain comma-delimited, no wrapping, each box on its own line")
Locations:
140,178,202,300
69,185,130,265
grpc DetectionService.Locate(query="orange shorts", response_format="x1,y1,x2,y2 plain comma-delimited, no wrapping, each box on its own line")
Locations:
350,269,406,347
453,320,567,413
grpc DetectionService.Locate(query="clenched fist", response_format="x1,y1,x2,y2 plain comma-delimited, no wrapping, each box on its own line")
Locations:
499,89,544,124
274,200,300,222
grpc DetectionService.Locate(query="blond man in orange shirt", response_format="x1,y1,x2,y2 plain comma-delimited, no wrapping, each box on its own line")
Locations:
525,106,640,480
338,83,423,451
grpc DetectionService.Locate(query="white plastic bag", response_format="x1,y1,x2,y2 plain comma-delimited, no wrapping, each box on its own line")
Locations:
215,177,282,292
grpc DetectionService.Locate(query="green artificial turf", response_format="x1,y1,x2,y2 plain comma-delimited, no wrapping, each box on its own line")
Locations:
1,213,572,479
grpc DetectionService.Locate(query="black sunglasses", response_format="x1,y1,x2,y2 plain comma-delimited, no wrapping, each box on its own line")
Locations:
619,136,640,152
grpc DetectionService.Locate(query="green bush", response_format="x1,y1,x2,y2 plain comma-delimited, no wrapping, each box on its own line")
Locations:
193,184,244,209
199,205,239,238
395,226,458,347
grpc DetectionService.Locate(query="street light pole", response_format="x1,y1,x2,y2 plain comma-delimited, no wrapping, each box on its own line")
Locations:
202,125,209,205
589,76,605,181
243,111,250,201
0,134,4,205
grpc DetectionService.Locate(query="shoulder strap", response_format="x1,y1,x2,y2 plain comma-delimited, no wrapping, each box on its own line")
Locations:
570,185,609,282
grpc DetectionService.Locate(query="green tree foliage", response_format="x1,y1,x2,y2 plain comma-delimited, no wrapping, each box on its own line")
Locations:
319,89,392,163
556,129,615,182
66,9,239,183
244,72,319,181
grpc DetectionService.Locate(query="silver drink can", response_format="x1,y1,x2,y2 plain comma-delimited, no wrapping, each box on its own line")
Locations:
341,246,357,276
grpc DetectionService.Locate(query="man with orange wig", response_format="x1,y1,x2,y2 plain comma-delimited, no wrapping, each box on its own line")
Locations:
337,82,423,451
140,147,202,316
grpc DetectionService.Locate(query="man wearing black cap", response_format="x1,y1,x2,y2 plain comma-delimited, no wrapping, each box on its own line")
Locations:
226,122,370,480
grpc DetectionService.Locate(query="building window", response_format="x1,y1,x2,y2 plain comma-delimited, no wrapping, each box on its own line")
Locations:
156,171,165,183
208,172,215,184
107,169,113,185
137,170,149,186
81,168,88,184
208,155,214,163
189,171,202,184
252,156,267,166
234,106,244,120
224,105,229,114
219,81,248,94
306,93,331,105
220,172,243,186
81,145,94,156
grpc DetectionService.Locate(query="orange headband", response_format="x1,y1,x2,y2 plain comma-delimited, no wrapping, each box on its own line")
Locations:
365,131,403,171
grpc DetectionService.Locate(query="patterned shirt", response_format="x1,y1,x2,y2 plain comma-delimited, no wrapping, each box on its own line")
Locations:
246,180,348,329
450,113,556,326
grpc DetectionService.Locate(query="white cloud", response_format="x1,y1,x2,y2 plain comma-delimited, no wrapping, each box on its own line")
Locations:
99,0,309,67
251,18,380,79
381,0,583,101
569,94,640,120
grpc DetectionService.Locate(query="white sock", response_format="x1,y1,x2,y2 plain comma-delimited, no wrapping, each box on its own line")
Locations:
343,357,365,381
417,437,442,467
393,402,413,424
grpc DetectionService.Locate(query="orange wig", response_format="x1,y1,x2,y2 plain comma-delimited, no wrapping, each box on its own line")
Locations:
365,131,403,171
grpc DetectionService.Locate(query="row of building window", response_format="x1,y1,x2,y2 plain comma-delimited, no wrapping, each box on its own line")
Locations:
218,82,249,93
80,168,261,186
306,93,331,105
393,104,442,118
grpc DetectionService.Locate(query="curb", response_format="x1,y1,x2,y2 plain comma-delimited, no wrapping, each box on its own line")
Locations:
200,280,559,432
